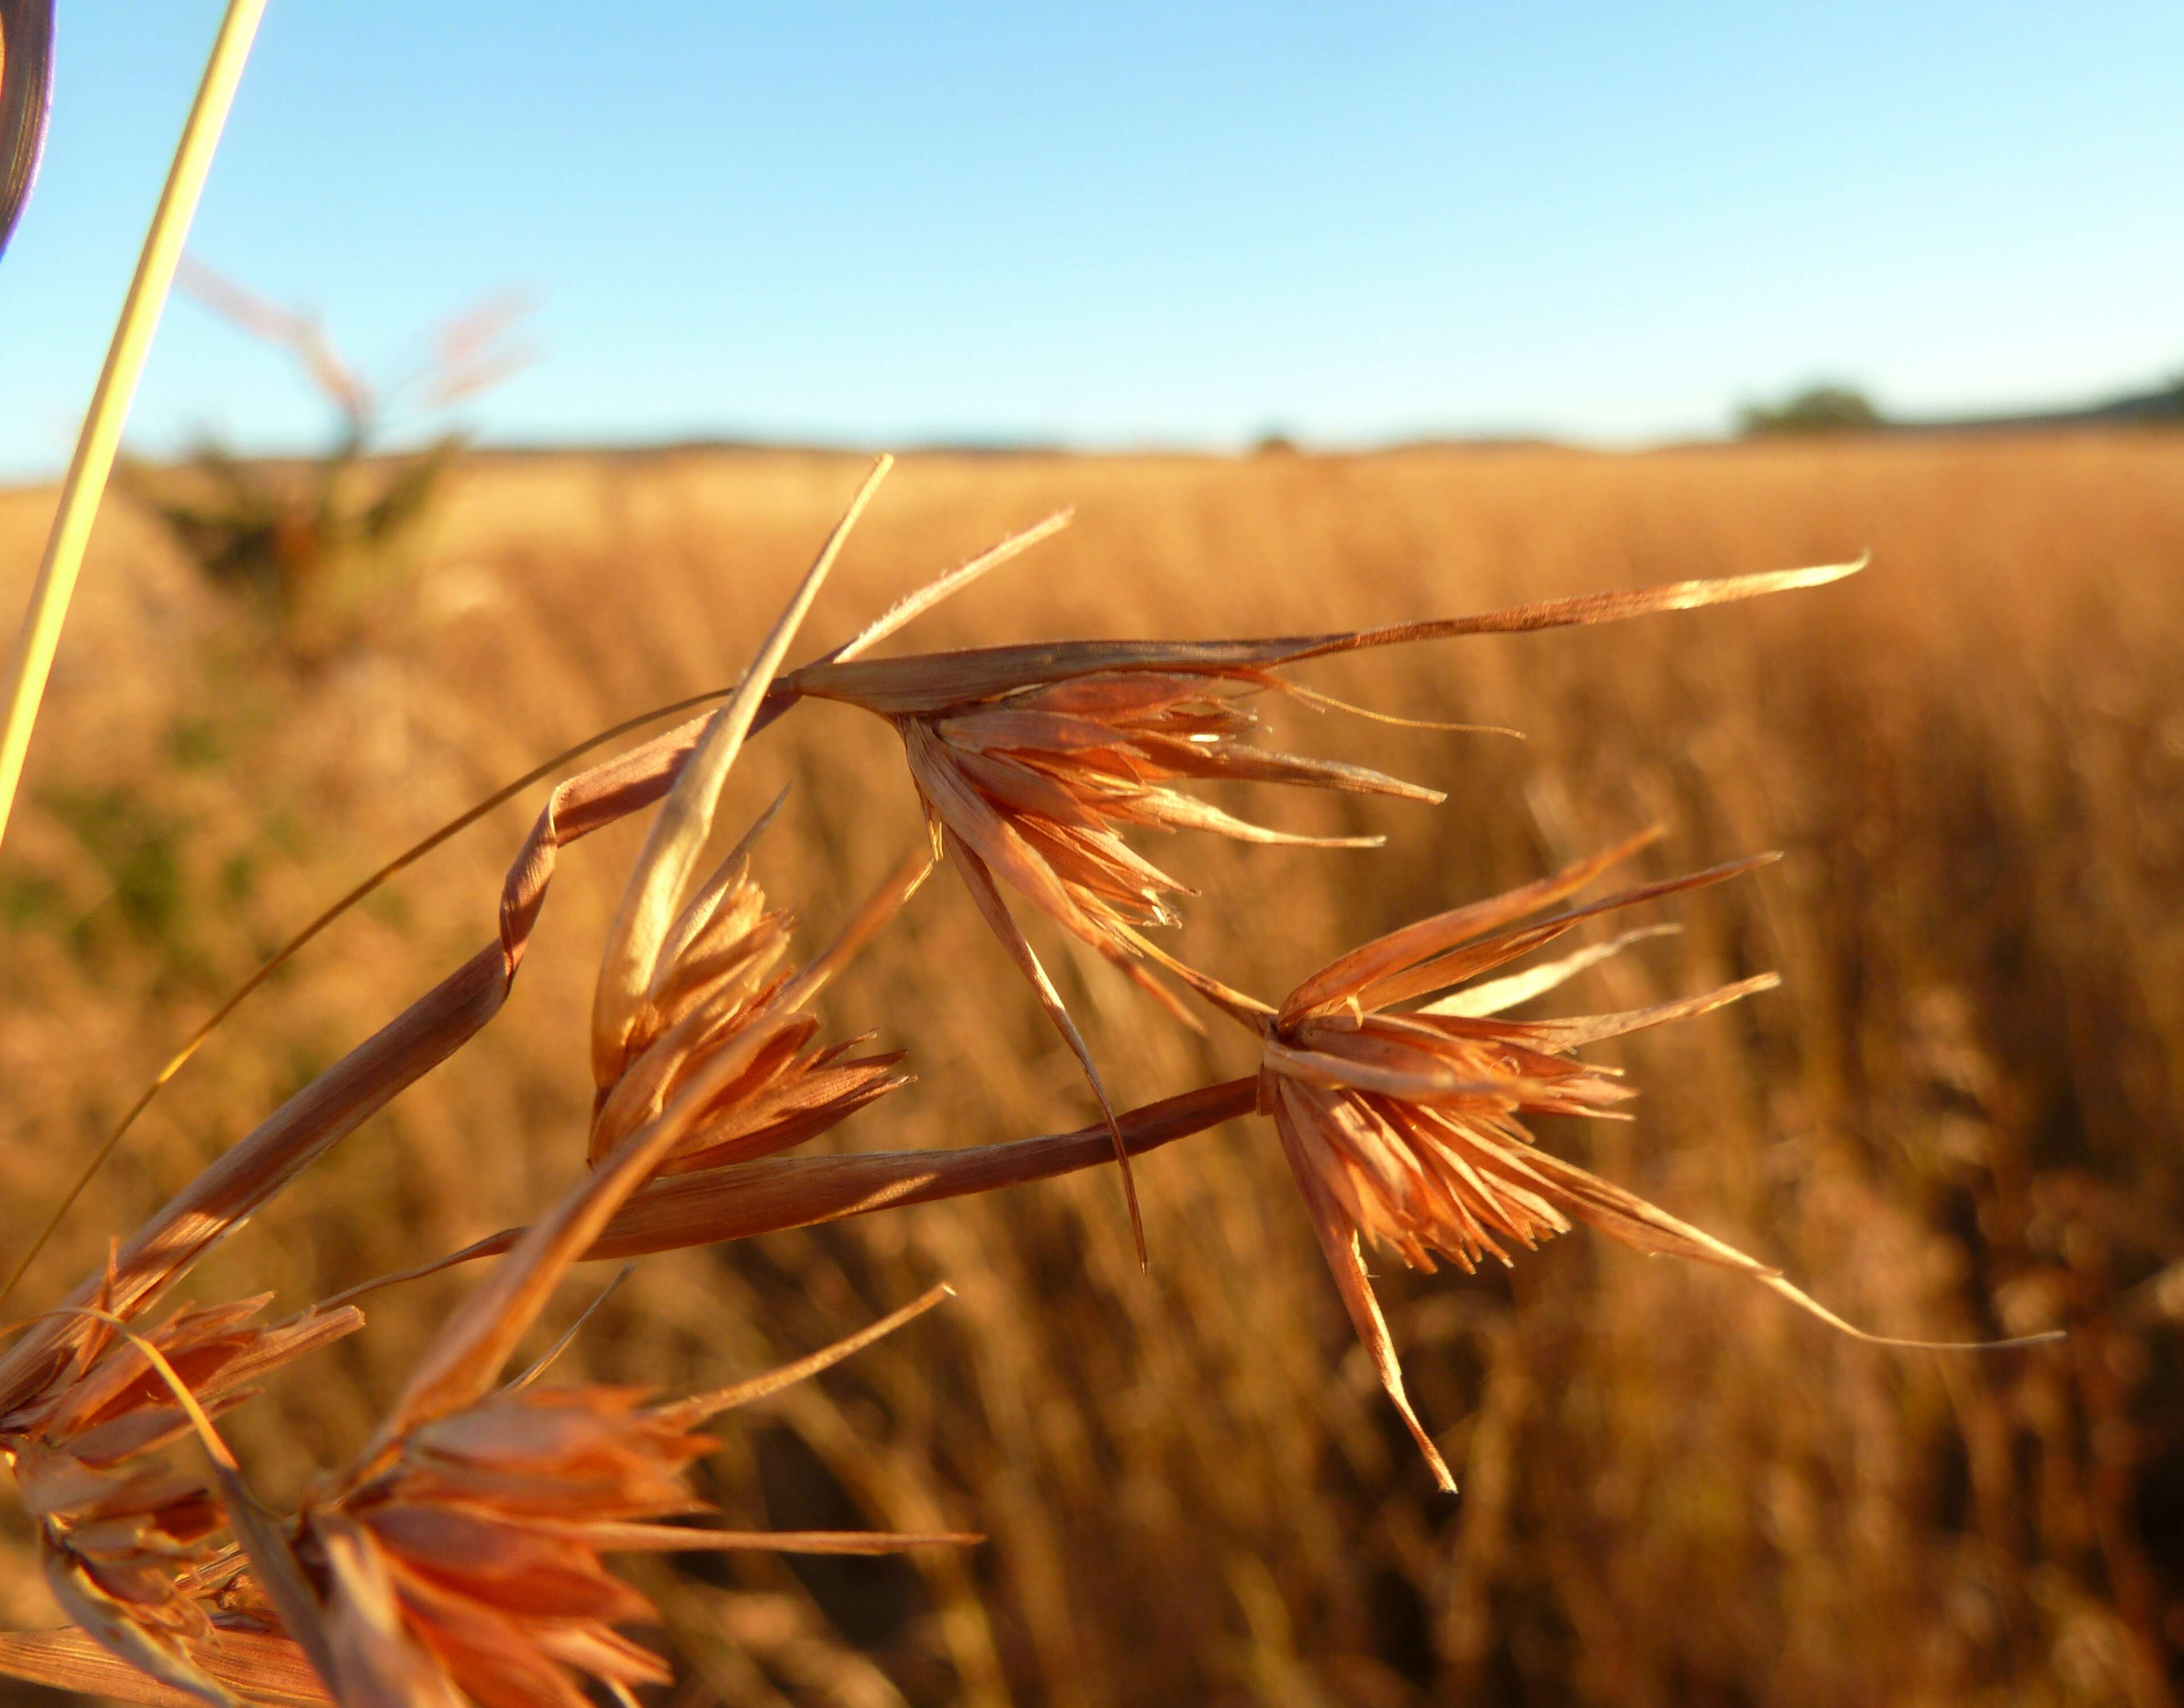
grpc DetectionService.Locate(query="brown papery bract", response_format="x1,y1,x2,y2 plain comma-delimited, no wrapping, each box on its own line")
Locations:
306,1127,968,1708
0,1285,360,1707
585,796,928,1178
1199,834,2059,1489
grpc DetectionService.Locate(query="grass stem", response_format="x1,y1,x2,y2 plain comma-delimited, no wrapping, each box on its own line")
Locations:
0,0,268,851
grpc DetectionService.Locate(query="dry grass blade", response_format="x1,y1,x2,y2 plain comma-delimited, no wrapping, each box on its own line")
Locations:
941,828,1148,1264
593,455,892,1085
0,0,268,851
657,1283,954,1423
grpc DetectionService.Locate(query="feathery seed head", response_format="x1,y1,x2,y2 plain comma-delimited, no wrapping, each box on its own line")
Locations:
306,1386,718,1708
1248,832,1785,1488
309,1286,964,1708
0,1291,361,1706
896,670,1430,993
586,803,923,1176
811,654,1440,1264
785,552,1868,1258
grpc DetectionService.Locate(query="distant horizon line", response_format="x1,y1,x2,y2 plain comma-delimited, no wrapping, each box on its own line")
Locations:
5,413,2180,497
6,367,2178,490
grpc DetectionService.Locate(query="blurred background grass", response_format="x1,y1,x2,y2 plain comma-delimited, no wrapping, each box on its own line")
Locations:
2,434,2180,1705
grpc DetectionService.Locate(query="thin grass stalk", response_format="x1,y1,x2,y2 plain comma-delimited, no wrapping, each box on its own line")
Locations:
316,1079,1262,1307
0,0,268,850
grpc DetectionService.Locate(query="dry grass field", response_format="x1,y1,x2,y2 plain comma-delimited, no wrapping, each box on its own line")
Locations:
2,433,2181,1706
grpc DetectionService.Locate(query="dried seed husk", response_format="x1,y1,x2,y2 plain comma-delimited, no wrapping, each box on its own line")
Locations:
1257,836,2066,1486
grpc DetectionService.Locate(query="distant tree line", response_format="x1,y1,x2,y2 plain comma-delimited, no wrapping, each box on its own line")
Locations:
1736,384,1885,436
1735,372,2184,437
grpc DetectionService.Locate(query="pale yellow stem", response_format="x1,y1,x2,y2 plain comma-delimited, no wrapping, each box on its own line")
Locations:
0,0,269,849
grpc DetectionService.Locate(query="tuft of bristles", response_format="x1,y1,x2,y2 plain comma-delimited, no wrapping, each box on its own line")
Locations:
1152,826,2067,1488
586,791,925,1176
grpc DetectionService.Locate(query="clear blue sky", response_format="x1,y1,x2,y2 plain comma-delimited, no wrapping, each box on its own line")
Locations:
2,2,2178,478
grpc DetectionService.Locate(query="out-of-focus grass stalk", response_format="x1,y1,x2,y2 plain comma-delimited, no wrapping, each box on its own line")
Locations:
0,0,268,849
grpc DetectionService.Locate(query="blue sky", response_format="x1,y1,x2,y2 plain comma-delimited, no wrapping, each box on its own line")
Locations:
2,2,2178,477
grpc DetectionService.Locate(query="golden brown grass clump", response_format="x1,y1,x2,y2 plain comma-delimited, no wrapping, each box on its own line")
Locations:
1,434,2178,1706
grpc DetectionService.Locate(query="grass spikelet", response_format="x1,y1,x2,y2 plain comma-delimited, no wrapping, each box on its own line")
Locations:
586,832,926,1176
304,1046,968,1705
0,1296,357,1706
1212,834,2064,1486
592,455,892,1086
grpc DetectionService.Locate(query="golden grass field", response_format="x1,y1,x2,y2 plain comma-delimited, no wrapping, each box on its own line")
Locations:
3,433,2181,1706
